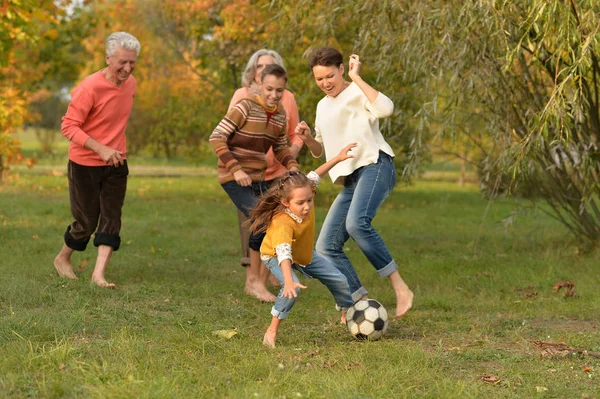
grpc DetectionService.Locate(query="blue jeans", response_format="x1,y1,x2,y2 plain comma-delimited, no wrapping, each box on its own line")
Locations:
221,181,268,251
316,152,398,302
264,251,353,319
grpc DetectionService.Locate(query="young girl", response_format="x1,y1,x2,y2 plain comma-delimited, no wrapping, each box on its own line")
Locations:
248,143,357,348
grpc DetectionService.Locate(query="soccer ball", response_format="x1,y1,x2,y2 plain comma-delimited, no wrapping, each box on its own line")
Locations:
346,299,389,340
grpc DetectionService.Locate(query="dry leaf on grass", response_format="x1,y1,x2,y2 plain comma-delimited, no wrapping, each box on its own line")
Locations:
481,375,501,383
530,340,600,358
552,280,575,297
212,329,238,339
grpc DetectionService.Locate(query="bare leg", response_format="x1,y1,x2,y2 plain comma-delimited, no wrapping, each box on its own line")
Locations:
90,245,116,289
389,271,413,317
263,316,281,348
53,244,78,279
268,272,281,287
244,249,276,302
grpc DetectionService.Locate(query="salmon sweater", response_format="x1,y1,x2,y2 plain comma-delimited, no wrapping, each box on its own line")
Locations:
61,70,136,166
210,97,299,184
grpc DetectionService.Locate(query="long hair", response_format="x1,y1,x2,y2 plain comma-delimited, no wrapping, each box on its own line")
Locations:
247,171,313,234
241,49,285,87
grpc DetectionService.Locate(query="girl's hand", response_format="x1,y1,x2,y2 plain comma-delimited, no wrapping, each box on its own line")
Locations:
348,54,361,81
282,281,307,298
233,170,252,187
335,142,358,162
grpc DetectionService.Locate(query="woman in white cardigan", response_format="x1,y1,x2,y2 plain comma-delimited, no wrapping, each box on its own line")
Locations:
295,47,413,318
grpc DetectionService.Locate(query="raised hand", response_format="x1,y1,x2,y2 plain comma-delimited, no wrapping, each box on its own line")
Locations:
348,54,361,81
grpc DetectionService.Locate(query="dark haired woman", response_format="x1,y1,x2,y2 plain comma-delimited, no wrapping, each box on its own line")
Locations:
295,47,413,318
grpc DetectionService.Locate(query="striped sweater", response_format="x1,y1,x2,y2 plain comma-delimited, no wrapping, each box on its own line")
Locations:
210,97,298,184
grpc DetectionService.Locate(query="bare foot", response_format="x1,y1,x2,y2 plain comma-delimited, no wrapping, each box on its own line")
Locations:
340,311,347,324
53,257,78,280
91,275,116,289
268,273,281,288
245,284,276,302
263,330,277,348
395,289,414,318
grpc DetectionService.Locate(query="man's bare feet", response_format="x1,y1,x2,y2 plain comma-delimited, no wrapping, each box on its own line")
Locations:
263,330,277,348
340,311,347,324
245,284,276,302
395,288,413,318
53,257,78,280
91,275,116,289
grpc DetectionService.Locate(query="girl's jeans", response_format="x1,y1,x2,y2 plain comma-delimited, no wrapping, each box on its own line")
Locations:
316,152,398,302
263,251,353,319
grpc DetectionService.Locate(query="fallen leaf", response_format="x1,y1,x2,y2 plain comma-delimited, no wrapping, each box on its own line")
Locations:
481,375,501,383
583,366,592,373
212,329,238,339
32,235,39,239
535,386,548,392
552,280,575,297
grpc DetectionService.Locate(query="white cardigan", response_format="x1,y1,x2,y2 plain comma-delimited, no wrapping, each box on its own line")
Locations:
313,82,395,184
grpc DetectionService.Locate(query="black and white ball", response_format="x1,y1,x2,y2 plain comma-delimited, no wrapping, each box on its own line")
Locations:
346,299,389,340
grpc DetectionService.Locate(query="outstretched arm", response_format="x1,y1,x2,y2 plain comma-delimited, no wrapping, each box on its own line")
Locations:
314,143,357,178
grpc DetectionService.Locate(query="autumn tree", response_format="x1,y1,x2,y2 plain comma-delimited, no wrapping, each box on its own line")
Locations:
1,0,94,178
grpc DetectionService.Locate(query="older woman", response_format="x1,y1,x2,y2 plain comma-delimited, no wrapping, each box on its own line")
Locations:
295,47,413,318
229,49,303,294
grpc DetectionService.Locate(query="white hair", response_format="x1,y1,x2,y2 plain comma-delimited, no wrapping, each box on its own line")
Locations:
106,32,141,57
241,49,285,87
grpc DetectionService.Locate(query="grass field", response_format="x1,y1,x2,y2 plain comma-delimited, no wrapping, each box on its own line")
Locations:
1,139,600,398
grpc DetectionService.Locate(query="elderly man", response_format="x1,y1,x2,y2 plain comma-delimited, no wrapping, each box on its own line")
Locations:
53,31,141,288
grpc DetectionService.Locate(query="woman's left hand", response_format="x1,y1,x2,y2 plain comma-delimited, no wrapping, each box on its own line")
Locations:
348,54,361,81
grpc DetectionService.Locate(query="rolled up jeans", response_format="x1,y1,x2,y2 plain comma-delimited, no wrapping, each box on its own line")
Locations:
316,152,398,302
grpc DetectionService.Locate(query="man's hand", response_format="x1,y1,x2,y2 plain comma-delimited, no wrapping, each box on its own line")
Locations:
98,145,124,167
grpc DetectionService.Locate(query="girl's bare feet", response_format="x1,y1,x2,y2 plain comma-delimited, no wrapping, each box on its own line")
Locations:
263,330,277,348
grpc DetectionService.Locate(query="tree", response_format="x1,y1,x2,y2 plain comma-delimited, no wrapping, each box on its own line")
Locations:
273,0,600,243
1,0,94,178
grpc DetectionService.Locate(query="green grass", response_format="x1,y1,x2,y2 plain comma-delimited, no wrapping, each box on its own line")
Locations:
1,156,600,397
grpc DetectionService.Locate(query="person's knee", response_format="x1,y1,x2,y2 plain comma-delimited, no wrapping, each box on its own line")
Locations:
346,216,372,238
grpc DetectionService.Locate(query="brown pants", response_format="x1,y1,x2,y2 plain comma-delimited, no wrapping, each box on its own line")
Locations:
63,160,129,251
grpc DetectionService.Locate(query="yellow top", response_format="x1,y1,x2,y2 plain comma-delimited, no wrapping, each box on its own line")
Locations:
260,207,316,266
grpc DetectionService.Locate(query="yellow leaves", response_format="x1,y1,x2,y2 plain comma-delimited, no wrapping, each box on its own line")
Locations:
212,329,238,339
